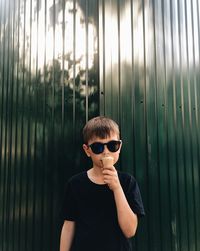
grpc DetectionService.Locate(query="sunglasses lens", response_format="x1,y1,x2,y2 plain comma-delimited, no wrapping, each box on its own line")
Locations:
89,140,121,154
90,142,104,154
107,141,121,152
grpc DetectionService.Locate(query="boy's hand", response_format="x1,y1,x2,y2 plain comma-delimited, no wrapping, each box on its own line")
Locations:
102,166,121,191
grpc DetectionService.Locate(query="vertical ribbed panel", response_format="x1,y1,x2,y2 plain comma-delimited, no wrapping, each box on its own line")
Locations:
99,0,200,251
1,0,200,251
0,0,99,250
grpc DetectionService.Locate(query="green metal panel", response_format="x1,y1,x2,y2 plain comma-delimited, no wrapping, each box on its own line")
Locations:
99,0,200,251
1,0,200,251
0,0,99,250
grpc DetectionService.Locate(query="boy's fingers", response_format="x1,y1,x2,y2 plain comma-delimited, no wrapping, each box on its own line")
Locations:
102,169,116,176
103,174,114,179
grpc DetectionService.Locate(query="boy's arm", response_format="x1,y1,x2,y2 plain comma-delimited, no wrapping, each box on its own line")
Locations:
103,167,138,238
113,186,138,238
60,220,75,251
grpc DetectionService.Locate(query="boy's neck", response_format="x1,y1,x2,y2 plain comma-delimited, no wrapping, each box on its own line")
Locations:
87,166,105,184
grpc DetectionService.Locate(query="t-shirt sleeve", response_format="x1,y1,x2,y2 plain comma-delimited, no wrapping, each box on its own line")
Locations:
126,176,145,217
60,180,77,222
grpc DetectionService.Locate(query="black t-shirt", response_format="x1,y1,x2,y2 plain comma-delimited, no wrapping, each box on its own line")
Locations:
61,171,145,251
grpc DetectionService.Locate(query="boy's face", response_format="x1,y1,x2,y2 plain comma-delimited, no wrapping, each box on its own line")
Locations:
83,133,122,169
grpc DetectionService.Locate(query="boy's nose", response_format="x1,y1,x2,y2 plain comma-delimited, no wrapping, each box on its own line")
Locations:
103,145,110,154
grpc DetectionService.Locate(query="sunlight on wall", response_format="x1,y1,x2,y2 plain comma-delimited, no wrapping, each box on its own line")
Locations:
17,0,97,81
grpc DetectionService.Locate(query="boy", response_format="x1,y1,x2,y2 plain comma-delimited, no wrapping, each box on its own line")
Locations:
60,116,145,251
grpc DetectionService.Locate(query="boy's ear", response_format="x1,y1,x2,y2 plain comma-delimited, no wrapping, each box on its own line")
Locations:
118,140,122,153
120,140,122,150
83,144,91,157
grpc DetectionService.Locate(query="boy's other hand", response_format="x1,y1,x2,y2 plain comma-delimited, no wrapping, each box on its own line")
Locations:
102,166,121,191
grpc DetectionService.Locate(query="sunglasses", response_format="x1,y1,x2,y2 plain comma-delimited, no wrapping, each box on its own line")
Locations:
88,140,122,154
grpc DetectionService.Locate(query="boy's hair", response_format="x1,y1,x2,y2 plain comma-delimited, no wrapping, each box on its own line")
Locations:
83,116,120,143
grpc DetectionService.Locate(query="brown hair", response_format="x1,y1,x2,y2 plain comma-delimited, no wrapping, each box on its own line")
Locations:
83,116,120,143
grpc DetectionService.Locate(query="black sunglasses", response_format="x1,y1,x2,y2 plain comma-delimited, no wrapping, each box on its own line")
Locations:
88,140,122,154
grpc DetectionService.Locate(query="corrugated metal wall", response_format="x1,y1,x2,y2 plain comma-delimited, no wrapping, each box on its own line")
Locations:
0,0,99,250
0,0,200,251
99,0,200,251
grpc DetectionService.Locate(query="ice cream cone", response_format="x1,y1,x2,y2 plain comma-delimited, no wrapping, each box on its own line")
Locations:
101,156,114,167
